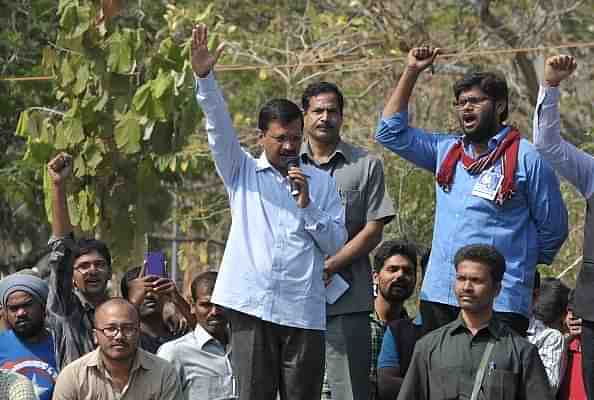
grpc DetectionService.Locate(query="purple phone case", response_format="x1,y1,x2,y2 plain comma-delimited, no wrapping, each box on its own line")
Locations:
144,251,167,277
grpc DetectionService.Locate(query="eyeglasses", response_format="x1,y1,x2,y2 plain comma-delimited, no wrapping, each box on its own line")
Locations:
268,134,303,144
95,325,138,338
74,259,109,273
453,96,491,109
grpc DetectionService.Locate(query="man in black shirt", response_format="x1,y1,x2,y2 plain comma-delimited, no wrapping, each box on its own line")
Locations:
398,244,553,400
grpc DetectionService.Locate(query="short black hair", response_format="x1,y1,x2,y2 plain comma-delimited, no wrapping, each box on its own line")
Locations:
190,271,218,303
120,266,142,300
302,81,344,115
373,240,418,274
258,99,304,132
533,278,570,325
453,72,509,122
76,238,112,269
453,244,506,283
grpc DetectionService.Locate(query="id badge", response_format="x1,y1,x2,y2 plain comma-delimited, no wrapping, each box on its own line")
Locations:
472,167,503,201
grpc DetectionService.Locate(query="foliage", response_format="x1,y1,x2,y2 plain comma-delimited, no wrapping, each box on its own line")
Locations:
2,0,594,285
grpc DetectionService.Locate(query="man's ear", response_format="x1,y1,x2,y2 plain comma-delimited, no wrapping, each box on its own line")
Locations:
372,271,379,285
495,100,506,120
93,330,98,346
494,281,502,298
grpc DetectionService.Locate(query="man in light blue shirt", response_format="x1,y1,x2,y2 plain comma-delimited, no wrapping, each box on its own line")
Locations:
532,54,594,398
158,272,234,400
375,46,568,336
190,25,347,400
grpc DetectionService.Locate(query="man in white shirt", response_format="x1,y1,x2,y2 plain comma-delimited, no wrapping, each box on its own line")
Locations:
158,271,234,399
189,24,347,400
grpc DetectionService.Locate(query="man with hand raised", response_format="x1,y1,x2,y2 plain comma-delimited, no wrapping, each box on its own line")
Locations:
190,24,346,400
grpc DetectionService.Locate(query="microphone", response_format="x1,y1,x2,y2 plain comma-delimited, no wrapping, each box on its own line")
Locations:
284,156,300,197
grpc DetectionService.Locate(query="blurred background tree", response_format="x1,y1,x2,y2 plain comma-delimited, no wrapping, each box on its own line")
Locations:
1,0,593,293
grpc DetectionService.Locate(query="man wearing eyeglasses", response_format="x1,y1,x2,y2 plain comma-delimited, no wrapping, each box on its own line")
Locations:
46,152,114,370
375,46,568,336
53,298,182,400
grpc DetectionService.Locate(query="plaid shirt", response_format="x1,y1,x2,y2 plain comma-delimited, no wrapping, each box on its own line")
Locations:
322,310,408,400
0,370,37,400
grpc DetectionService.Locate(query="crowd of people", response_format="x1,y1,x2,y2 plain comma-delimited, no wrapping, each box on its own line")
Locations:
0,23,590,400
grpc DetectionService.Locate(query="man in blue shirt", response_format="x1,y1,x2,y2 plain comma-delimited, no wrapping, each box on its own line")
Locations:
375,46,568,336
0,274,59,400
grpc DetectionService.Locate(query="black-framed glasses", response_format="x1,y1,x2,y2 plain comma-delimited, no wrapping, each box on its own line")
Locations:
453,96,491,109
74,259,109,273
95,325,138,338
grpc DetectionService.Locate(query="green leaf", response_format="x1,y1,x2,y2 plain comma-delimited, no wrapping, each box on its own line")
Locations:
107,31,133,74
43,167,53,225
194,3,215,22
132,83,152,112
74,152,88,177
114,112,141,154
83,140,105,175
93,91,110,112
73,63,90,95
67,192,81,227
60,59,76,86
152,71,173,99
55,121,68,150
42,47,58,72
59,3,77,31
64,117,85,145
72,5,91,38
16,111,34,138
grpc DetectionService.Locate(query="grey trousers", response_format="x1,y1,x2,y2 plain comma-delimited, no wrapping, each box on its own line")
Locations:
227,309,325,400
325,313,371,400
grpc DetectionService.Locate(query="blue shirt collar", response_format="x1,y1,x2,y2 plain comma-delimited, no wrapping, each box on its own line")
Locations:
463,125,511,157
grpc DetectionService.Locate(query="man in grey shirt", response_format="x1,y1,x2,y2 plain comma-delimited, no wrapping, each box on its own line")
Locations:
157,271,235,399
300,82,395,400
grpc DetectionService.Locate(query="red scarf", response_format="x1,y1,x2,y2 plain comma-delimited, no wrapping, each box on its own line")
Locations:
436,128,521,205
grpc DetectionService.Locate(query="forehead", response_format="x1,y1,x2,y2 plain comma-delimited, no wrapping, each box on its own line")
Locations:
382,254,413,270
457,86,487,99
308,92,340,110
6,291,35,305
265,119,303,137
96,304,138,325
74,250,106,264
456,260,491,277
195,292,213,304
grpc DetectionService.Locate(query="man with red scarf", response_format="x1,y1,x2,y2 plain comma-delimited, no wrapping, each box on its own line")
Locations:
375,46,568,336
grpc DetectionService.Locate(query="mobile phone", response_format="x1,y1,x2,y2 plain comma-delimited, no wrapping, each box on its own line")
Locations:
144,251,168,278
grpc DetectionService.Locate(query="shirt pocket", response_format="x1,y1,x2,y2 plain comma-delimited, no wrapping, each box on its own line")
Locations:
484,369,519,400
429,367,460,400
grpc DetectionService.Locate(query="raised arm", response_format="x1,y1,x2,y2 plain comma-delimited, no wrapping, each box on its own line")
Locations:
48,152,73,237
191,24,247,189
532,55,594,198
46,153,77,317
376,47,443,173
382,46,440,119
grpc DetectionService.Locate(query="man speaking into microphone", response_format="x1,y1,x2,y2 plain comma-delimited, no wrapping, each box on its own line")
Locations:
190,24,347,400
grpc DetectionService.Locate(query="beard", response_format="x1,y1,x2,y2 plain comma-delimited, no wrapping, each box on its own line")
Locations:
379,281,414,303
459,103,499,144
11,318,44,340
